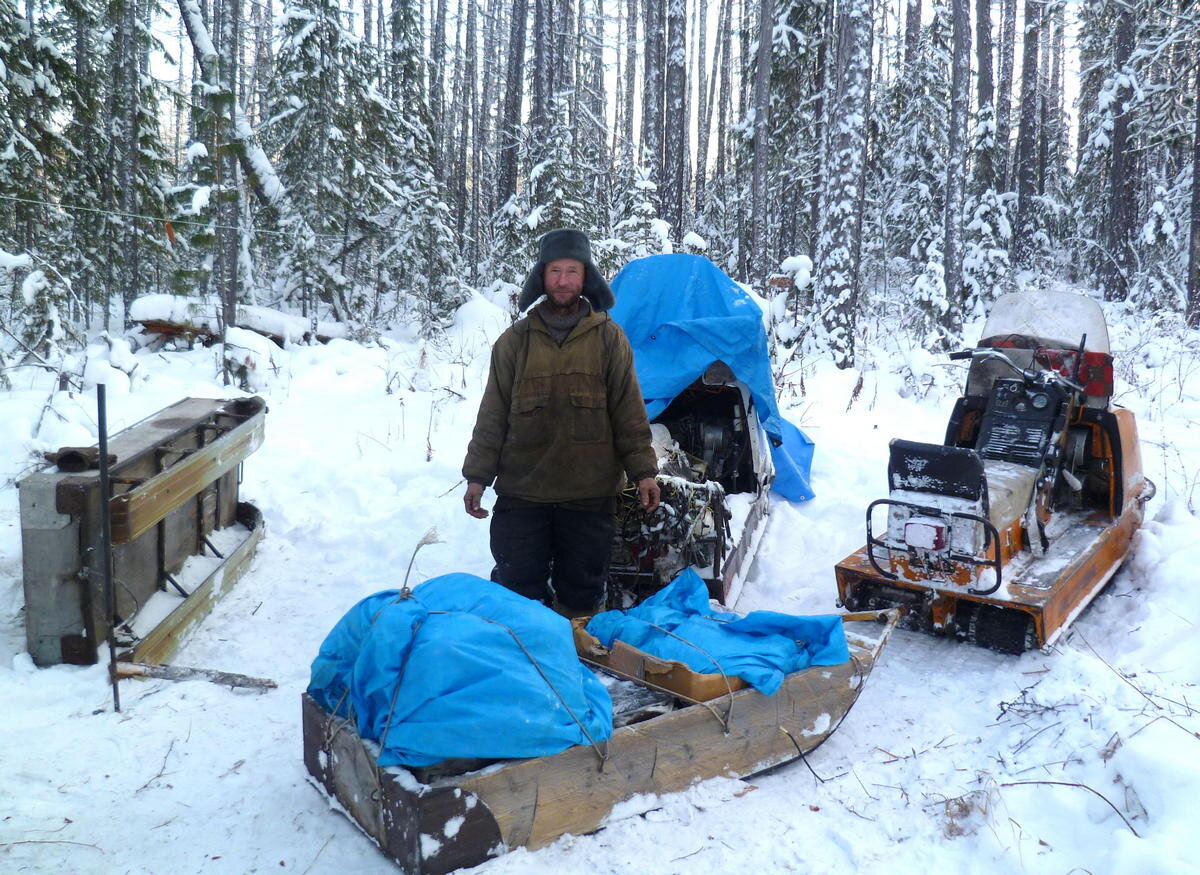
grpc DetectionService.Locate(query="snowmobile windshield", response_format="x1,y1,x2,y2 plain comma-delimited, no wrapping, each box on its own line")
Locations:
978,291,1110,354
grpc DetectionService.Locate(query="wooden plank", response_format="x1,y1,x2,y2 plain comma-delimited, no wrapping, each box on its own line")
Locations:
457,654,869,850
109,412,264,544
128,507,263,665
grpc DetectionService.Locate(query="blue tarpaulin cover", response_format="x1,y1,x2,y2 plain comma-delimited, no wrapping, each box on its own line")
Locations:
586,569,850,696
609,253,815,501
307,573,613,766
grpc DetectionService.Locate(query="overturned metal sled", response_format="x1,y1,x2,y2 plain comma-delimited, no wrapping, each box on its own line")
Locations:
302,609,899,874
18,396,266,667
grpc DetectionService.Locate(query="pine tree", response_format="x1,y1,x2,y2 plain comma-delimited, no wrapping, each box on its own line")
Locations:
811,0,874,368
265,0,459,331
768,0,823,265
604,153,669,271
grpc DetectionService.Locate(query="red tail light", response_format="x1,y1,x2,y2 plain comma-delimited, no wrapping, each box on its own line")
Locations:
1036,349,1114,398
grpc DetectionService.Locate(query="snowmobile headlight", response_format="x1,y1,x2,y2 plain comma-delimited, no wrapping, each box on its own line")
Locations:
702,361,736,386
1030,392,1050,410
904,519,946,551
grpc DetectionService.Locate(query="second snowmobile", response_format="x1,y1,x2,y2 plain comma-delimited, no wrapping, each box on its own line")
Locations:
835,290,1153,653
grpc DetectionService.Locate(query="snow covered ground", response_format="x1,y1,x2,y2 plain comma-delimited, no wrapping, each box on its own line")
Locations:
2,297,1198,874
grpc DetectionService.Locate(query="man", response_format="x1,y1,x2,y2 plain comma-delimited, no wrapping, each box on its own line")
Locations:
462,229,661,616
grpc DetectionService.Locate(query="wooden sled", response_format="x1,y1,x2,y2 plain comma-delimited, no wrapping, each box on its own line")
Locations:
302,609,900,873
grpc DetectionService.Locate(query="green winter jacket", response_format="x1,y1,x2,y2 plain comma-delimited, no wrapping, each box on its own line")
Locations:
462,307,657,503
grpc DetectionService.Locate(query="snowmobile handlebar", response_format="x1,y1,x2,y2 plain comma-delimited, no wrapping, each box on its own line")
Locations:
956,348,1086,395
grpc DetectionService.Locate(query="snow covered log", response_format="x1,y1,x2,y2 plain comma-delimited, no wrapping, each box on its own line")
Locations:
129,294,347,346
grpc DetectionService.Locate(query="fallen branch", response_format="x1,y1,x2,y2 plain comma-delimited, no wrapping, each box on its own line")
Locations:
136,738,177,793
116,662,276,692
0,840,101,850
1000,780,1141,838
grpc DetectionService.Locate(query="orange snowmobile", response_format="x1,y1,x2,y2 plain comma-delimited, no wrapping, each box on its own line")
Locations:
835,290,1154,653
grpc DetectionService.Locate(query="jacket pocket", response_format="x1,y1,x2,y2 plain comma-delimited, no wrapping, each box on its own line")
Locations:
570,392,609,443
509,393,549,445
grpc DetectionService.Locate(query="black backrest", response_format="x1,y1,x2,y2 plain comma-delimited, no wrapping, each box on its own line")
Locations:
888,439,987,502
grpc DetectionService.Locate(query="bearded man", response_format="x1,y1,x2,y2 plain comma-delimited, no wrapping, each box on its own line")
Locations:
462,229,661,616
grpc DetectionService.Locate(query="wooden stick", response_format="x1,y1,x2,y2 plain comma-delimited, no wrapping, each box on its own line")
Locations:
116,661,276,692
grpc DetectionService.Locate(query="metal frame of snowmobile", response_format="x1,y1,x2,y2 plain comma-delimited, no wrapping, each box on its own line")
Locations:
835,292,1153,653
302,609,899,874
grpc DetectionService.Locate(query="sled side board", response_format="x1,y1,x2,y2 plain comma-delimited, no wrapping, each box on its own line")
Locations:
303,614,895,873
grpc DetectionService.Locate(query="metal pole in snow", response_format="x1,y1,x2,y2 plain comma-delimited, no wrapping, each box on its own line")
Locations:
97,384,121,712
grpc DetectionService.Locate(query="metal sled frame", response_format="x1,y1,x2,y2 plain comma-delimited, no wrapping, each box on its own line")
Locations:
865,498,1004,595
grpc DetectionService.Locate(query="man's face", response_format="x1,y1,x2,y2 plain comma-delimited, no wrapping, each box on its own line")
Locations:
544,258,585,309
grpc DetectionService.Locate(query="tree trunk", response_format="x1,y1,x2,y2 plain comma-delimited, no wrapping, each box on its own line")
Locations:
663,0,688,238
904,0,921,69
974,0,995,192
809,0,834,254
748,0,772,279
497,0,528,205
1010,0,1040,267
1100,6,1136,301
531,0,551,138
455,0,477,248
690,0,709,217
621,0,637,153
995,0,1016,189
1186,57,1200,327
641,0,665,177
714,0,733,182
1035,5,1050,195
430,0,448,160
476,0,503,218
942,0,970,339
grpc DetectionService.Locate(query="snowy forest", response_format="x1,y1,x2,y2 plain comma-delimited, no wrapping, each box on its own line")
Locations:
2,0,1200,371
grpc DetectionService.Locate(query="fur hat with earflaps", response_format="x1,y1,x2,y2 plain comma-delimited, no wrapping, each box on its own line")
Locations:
518,229,614,312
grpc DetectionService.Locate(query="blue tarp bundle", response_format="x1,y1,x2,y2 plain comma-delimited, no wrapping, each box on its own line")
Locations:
609,254,815,502
586,569,850,696
308,573,613,766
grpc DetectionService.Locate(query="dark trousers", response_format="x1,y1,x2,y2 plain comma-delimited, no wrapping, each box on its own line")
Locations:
489,496,615,611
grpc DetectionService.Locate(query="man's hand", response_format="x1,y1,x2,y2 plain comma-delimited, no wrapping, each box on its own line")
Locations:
464,482,489,519
637,476,661,514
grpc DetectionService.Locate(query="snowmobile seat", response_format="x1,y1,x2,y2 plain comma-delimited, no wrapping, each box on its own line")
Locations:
981,459,1038,531
885,440,1037,535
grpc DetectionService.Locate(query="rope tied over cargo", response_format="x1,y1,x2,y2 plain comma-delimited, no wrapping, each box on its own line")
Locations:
371,611,609,772
623,618,738,733
471,614,611,771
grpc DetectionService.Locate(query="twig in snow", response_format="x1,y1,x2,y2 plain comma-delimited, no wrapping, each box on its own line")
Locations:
844,805,876,822
437,478,465,498
853,768,877,800
0,840,102,851
1073,629,1161,711
670,848,705,863
1127,713,1200,744
1000,780,1141,838
1012,720,1062,755
425,404,435,462
301,835,334,875
136,738,176,793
